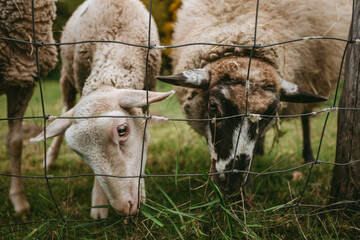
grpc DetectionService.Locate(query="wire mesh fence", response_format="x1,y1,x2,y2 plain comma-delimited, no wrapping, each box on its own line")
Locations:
0,0,359,238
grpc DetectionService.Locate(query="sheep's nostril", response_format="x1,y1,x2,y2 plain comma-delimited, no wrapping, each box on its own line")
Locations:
127,201,132,216
112,199,139,216
237,154,250,171
128,200,139,216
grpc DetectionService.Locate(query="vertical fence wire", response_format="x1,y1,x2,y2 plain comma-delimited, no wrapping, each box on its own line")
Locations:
137,0,154,212
30,0,65,222
227,0,260,190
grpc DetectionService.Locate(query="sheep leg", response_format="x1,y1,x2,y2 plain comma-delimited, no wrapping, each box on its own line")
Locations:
90,177,109,219
6,86,34,214
301,116,315,162
45,77,76,169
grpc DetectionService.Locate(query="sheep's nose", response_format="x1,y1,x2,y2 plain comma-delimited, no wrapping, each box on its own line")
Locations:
112,199,139,216
211,154,252,195
128,200,139,215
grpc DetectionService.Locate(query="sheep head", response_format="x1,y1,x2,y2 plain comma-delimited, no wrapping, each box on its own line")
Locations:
31,86,174,215
157,56,327,195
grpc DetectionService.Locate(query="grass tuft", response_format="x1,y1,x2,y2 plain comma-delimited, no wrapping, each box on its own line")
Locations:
1,78,359,238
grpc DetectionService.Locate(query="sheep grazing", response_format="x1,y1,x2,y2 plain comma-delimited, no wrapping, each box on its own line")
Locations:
31,0,173,219
0,0,57,214
157,0,351,195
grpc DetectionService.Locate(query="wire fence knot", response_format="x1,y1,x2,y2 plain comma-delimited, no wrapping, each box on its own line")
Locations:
351,39,360,44
150,115,170,121
324,107,338,113
46,175,54,179
303,36,322,40
152,45,166,49
248,113,262,122
33,41,44,47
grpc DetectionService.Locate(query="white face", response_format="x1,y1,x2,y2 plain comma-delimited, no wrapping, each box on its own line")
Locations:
30,87,174,216
65,109,148,216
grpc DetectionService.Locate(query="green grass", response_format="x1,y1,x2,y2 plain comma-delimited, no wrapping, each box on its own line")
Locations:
0,77,359,239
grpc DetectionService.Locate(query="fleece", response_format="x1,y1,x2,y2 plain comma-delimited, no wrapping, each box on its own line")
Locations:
0,0,57,93
60,0,161,96
171,0,351,117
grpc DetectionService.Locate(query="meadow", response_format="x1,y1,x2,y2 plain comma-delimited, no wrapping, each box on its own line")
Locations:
0,72,359,239
1,0,359,238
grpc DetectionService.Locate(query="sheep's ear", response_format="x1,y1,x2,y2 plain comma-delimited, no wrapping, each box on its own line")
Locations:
116,89,175,108
279,78,328,103
30,108,75,143
157,68,210,89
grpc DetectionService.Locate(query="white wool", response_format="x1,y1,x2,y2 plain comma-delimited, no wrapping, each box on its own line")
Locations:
40,0,163,219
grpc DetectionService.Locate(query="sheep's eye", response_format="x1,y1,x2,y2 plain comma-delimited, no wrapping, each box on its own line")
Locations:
117,124,129,137
263,85,275,91
209,100,217,111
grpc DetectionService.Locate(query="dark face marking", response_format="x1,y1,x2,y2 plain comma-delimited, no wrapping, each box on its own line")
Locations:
208,86,242,160
206,57,280,195
211,154,252,195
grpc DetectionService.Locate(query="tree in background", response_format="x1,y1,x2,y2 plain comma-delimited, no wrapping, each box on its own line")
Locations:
330,0,360,211
141,0,182,74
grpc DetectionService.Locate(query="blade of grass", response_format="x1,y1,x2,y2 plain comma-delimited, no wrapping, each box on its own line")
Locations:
35,220,60,239
23,228,39,240
166,214,185,240
57,222,67,240
23,222,47,240
239,230,262,239
191,220,200,238
175,153,179,186
147,170,184,224
199,166,225,206
140,208,164,227
221,206,261,239
220,205,243,225
200,166,233,237
188,199,220,210
74,218,117,229
210,210,229,239
93,219,124,235
144,222,156,239
143,201,207,223
39,193,57,206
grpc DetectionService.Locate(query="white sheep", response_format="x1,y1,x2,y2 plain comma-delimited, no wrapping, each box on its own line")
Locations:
157,0,351,194
0,0,57,214
31,0,174,219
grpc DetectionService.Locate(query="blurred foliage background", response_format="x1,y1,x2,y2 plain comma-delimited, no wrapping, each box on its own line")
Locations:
53,0,181,75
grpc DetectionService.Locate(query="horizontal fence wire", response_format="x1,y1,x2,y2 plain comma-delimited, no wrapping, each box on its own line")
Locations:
1,35,359,49
0,106,360,122
1,159,360,179
0,0,359,235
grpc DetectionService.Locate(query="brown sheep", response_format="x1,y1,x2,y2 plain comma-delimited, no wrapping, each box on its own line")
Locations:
157,0,351,195
0,0,58,214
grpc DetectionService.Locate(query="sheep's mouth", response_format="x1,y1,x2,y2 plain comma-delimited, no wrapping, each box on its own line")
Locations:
211,154,252,195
